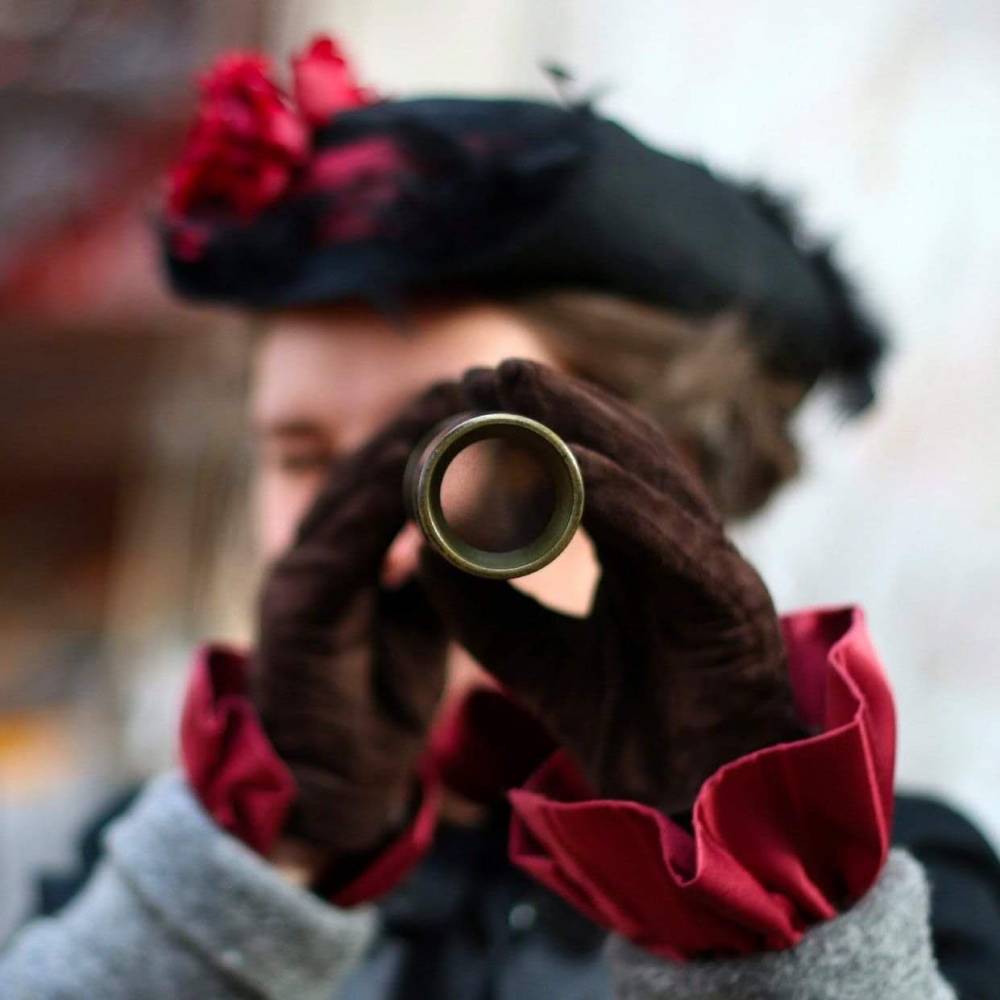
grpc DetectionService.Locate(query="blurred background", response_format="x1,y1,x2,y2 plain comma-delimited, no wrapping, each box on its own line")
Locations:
1,0,997,938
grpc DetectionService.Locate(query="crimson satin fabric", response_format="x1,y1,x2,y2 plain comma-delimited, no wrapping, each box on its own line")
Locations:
180,645,297,856
179,644,441,903
507,605,896,959
427,682,557,805
180,604,896,949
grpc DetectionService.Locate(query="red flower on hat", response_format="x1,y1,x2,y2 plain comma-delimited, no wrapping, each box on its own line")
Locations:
293,36,376,126
168,53,308,222
167,37,376,238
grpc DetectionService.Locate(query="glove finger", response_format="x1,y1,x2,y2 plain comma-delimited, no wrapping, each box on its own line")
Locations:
263,379,466,623
572,443,717,578
573,444,769,626
417,547,588,712
372,579,449,735
295,377,467,548
461,359,714,520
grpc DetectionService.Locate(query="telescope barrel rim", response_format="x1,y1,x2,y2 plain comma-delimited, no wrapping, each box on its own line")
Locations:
404,411,585,580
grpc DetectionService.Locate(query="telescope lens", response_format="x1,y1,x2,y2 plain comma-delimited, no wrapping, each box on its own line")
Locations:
405,412,585,579
439,438,557,553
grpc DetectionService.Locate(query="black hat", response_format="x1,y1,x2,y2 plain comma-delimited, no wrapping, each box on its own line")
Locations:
164,40,884,411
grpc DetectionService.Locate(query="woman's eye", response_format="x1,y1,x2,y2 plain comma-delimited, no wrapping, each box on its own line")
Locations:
272,449,332,474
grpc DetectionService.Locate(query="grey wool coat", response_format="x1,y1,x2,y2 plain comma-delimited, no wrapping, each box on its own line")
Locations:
0,773,954,1000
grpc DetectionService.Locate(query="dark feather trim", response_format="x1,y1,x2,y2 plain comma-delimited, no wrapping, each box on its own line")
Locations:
741,183,888,415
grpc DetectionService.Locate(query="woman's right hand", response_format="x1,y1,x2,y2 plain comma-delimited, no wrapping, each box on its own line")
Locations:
251,380,464,864
417,360,802,816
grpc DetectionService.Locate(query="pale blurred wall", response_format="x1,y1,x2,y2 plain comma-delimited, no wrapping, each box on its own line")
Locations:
273,1,1000,842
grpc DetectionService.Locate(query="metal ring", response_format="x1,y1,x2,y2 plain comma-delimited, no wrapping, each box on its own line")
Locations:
404,412,585,579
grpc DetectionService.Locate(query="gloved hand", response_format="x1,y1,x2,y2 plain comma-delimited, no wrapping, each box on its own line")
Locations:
252,380,465,860
419,360,804,815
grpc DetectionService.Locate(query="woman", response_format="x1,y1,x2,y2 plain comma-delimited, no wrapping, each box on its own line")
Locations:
3,35,997,999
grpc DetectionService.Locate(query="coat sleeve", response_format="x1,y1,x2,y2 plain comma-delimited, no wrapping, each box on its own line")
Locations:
0,773,374,1000
606,848,955,999
503,606,959,997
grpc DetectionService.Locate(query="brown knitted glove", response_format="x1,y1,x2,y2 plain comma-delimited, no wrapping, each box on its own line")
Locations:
419,360,803,814
252,380,465,857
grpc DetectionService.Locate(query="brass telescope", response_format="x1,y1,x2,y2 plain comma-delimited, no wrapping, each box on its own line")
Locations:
404,413,585,579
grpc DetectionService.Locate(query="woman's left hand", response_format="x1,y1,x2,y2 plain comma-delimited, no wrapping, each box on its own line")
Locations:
419,360,803,815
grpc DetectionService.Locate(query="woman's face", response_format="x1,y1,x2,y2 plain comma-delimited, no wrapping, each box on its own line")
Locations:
250,300,599,619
